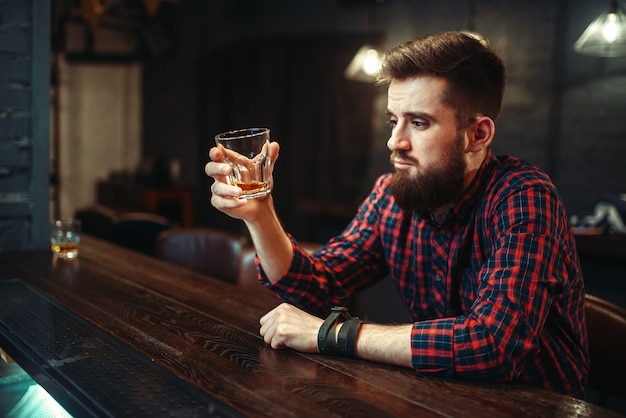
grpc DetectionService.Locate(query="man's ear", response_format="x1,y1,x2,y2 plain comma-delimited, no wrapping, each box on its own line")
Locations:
467,116,495,152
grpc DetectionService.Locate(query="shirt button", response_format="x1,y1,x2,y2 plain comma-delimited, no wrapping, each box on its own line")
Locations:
435,274,442,282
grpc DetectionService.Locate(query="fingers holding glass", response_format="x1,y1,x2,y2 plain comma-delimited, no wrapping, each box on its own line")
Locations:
213,128,273,199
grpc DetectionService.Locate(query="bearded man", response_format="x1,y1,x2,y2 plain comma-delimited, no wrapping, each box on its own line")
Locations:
205,32,589,398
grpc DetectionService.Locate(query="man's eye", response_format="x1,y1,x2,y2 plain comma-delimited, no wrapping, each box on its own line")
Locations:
413,120,426,128
386,119,398,129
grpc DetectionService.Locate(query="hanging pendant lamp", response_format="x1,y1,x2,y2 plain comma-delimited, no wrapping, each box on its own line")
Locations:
574,0,626,57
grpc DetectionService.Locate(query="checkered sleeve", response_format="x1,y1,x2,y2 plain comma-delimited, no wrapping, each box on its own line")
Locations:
411,319,455,374
260,176,391,317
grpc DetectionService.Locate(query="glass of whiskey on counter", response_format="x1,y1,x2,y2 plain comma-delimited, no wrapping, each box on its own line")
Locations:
50,218,81,259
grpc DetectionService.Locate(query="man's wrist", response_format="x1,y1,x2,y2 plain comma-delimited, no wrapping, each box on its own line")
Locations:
318,307,350,355
318,307,362,358
337,317,363,357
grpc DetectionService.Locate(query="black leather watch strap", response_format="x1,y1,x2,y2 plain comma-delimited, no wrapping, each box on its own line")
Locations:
317,306,351,355
337,317,362,358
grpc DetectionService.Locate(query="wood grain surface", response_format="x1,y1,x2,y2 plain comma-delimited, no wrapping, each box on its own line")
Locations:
0,235,619,417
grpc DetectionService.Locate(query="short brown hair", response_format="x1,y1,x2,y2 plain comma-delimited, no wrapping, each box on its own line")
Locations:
378,32,506,127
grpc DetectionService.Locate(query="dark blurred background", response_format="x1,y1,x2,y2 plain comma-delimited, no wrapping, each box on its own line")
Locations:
40,0,626,240
1,0,626,304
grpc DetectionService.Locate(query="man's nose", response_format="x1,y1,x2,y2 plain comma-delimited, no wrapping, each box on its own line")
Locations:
387,126,410,151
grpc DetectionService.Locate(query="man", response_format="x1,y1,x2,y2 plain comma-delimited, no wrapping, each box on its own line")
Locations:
205,32,589,398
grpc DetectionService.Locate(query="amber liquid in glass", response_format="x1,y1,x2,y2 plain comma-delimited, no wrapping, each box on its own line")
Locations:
234,180,266,195
51,242,79,259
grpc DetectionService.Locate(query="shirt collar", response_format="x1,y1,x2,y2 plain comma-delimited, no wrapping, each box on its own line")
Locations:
447,150,497,224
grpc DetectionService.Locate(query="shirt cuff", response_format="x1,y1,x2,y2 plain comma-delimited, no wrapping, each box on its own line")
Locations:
258,238,312,291
411,318,455,376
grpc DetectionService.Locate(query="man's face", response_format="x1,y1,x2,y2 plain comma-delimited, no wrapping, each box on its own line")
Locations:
386,76,468,218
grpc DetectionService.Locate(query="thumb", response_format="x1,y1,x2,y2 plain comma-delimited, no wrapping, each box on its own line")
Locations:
269,141,280,163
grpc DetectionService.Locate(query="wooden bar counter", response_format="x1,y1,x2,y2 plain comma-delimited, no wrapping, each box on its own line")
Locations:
0,236,619,417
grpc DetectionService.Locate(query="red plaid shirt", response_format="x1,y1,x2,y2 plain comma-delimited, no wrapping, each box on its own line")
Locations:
262,151,589,397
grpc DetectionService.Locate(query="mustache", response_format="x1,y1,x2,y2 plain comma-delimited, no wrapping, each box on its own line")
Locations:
390,151,419,166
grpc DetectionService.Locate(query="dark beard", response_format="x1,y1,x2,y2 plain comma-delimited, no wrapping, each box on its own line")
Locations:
390,137,466,219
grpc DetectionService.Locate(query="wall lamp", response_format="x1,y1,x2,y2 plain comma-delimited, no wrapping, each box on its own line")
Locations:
345,44,383,82
574,0,626,57
345,0,385,82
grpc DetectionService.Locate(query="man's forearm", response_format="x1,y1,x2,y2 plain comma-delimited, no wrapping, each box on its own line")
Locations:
244,197,294,283
355,323,414,368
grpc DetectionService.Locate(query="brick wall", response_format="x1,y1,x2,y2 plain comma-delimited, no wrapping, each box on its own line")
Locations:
0,1,50,251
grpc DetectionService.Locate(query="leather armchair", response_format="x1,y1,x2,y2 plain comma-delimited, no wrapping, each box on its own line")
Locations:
585,293,626,401
110,212,170,257
157,227,246,284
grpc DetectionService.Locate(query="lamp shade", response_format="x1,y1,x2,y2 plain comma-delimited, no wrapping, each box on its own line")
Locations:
574,0,626,57
345,44,382,82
